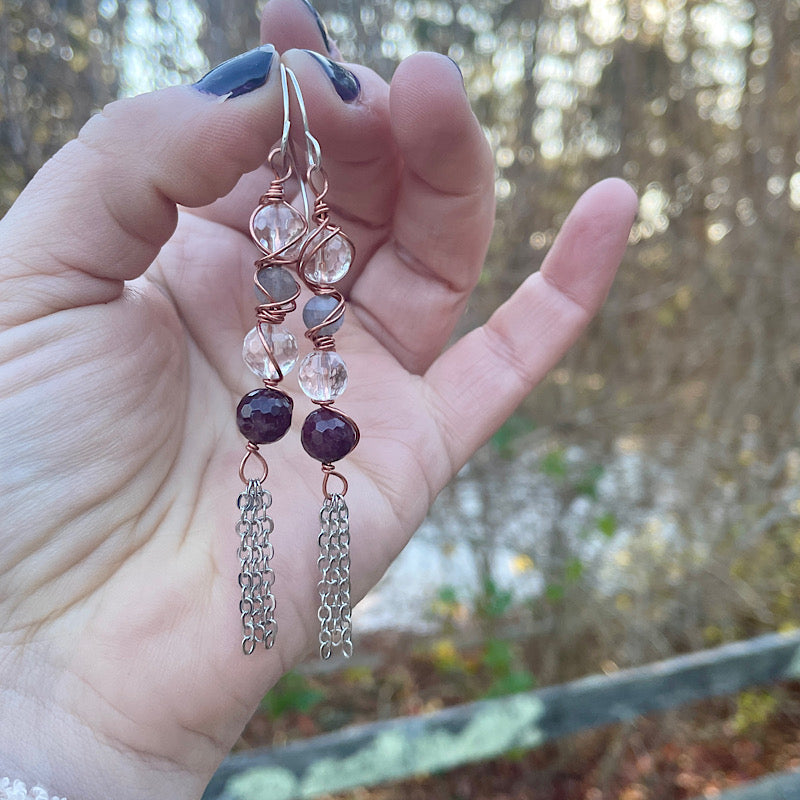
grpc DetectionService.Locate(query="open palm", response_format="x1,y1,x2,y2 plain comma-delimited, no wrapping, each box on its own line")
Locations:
0,3,636,798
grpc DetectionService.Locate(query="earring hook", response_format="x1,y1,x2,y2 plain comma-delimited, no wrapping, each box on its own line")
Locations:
278,63,316,222
283,65,323,171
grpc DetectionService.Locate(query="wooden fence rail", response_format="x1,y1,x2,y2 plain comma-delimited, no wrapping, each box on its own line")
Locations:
203,630,800,800
686,768,800,800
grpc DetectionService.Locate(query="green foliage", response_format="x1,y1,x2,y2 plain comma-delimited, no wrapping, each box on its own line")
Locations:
490,414,537,458
541,449,568,479
482,637,514,673
475,577,514,621
430,583,465,630
564,556,584,582
437,584,458,606
485,670,537,698
574,463,604,498
545,583,565,602
430,638,469,675
481,638,536,698
732,689,778,734
596,512,618,538
261,671,325,719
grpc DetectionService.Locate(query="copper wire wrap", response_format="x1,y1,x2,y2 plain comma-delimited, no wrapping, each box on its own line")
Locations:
321,464,348,499
247,148,301,259
240,145,306,482
298,225,355,298
318,407,360,498
279,63,357,660
253,275,302,382
240,442,269,484
304,291,345,352
294,158,361,499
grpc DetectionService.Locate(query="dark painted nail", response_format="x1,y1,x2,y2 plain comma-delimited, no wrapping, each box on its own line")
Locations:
194,44,275,99
447,56,463,79
304,50,360,103
300,0,334,55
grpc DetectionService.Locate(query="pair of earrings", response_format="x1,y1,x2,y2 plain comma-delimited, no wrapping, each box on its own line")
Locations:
234,63,357,660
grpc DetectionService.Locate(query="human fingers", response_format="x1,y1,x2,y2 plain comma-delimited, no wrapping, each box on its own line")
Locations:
194,47,396,244
186,0,343,233
260,0,339,57
279,48,398,263
424,178,638,471
350,52,495,374
0,45,283,329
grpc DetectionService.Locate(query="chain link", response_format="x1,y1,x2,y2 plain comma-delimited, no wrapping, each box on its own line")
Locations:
237,479,277,654
317,494,352,659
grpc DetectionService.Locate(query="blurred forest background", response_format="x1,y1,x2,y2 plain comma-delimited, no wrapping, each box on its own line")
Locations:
3,0,800,796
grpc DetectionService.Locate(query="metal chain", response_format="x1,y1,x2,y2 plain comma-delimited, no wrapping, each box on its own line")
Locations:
236,479,277,654
317,493,352,659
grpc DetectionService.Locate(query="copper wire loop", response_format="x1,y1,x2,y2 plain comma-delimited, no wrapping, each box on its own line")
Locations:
321,463,348,499
306,164,329,202
267,146,293,182
240,443,269,484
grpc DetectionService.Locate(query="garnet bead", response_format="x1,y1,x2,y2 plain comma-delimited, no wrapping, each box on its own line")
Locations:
301,408,358,462
236,388,293,444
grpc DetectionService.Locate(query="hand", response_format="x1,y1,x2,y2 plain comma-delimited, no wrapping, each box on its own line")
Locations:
0,1,637,797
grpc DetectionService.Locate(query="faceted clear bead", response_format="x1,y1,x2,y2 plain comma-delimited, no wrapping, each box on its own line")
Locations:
303,294,344,336
305,230,353,285
243,325,298,380
255,266,299,305
298,351,348,402
252,202,306,258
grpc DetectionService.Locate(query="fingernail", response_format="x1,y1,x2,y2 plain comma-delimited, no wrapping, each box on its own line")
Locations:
194,44,275,99
447,56,464,80
303,50,360,103
300,0,334,55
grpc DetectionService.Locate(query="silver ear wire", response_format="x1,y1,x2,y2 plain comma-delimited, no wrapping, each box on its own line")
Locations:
284,65,322,171
280,63,314,223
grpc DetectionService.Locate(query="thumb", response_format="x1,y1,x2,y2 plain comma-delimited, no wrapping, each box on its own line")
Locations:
0,44,282,328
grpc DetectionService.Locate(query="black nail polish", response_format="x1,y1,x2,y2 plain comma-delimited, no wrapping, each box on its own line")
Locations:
194,44,275,99
304,50,360,103
300,0,334,55
447,56,464,79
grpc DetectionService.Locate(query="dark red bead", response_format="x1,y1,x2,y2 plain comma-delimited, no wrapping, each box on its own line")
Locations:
236,388,293,444
301,408,357,462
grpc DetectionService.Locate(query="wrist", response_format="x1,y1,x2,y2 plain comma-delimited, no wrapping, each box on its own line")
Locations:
0,642,205,800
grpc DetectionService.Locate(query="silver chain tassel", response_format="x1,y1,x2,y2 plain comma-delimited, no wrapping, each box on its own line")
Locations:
236,479,277,654
317,493,353,659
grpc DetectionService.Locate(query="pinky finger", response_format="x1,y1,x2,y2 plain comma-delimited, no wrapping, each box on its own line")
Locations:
423,178,638,472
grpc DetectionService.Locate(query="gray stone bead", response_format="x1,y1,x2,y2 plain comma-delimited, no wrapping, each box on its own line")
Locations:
303,294,344,336
254,266,299,304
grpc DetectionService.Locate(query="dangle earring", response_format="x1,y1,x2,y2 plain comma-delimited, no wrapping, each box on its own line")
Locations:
285,68,359,660
234,65,307,655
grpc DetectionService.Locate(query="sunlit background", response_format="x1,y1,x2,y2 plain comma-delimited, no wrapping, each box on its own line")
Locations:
3,0,800,796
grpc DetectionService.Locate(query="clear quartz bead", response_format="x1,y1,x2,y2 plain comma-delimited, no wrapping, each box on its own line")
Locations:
252,202,306,258
305,230,353,285
298,351,348,402
243,325,298,380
